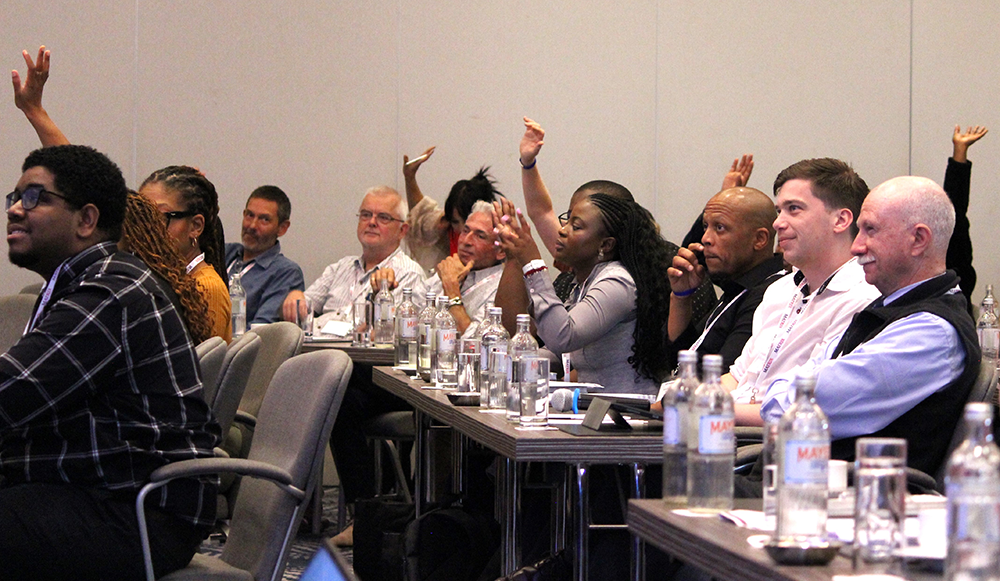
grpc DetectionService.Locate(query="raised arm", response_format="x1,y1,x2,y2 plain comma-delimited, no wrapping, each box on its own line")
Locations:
952,125,987,164
519,117,562,254
402,146,436,209
721,154,754,190
12,46,69,147
945,125,987,310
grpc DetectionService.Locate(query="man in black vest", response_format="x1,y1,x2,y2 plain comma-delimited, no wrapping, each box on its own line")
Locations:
759,175,980,477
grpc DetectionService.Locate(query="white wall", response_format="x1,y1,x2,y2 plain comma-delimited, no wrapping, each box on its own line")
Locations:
0,1,997,303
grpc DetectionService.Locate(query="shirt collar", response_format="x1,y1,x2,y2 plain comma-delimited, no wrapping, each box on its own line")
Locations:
715,254,786,295
353,246,403,275
465,262,504,287
882,272,952,306
60,241,118,282
246,241,284,269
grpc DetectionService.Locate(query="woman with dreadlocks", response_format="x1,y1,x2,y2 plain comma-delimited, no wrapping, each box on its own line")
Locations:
121,191,214,344
139,166,231,342
495,189,675,394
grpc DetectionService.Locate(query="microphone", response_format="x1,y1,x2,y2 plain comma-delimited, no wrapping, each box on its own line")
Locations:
550,388,584,413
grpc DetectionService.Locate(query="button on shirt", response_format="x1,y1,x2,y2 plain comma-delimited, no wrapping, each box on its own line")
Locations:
225,241,305,326
728,257,881,404
0,242,221,527
305,247,426,322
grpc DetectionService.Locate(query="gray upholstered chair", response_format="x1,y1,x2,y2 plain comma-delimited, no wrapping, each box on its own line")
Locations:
0,294,38,353
212,333,262,435
195,337,228,404
136,349,353,581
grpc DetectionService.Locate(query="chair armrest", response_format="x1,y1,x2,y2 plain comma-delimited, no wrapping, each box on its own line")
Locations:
233,410,257,428
148,458,294,489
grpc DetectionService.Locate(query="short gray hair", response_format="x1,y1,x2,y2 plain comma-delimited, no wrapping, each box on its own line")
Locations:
874,176,954,255
363,185,408,222
468,200,494,220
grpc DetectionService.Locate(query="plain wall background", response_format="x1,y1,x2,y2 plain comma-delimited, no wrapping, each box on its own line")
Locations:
1,1,997,305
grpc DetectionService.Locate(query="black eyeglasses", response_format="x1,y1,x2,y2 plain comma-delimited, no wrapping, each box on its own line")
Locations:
558,211,570,226
358,211,404,225
6,184,74,211
162,210,197,224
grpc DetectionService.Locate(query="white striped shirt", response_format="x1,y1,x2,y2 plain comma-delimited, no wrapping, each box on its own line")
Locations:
305,247,426,321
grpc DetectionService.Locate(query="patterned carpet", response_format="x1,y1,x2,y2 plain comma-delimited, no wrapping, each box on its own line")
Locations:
197,485,354,580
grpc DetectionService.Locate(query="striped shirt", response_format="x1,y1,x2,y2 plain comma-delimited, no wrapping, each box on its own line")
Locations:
0,242,221,527
305,247,426,320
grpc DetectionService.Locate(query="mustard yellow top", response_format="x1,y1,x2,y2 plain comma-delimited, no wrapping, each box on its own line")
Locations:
192,262,233,343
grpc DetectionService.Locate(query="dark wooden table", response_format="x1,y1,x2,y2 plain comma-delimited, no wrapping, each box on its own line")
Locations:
627,499,940,581
373,366,663,580
300,338,395,365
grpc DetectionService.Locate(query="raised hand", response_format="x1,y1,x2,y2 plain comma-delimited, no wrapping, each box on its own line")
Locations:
519,117,545,167
12,46,50,114
403,146,436,180
952,125,988,163
721,154,754,190
667,244,707,295
493,200,541,267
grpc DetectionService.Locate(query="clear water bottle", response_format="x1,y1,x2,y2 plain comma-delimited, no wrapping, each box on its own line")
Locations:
479,307,509,408
507,314,539,422
229,262,247,339
686,354,734,512
663,350,697,503
977,285,998,361
433,296,457,387
372,278,395,348
775,368,830,543
945,402,1000,580
395,288,418,366
417,291,437,382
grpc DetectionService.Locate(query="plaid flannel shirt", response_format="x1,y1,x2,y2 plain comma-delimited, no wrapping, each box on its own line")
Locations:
0,242,221,527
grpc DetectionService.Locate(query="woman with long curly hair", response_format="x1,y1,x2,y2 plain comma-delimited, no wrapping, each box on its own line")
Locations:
495,187,676,393
139,166,231,342
121,191,214,344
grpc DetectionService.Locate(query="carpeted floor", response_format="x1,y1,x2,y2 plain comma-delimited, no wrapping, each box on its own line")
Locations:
197,485,354,580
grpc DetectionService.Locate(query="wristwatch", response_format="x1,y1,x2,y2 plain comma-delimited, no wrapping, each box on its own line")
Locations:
448,296,464,308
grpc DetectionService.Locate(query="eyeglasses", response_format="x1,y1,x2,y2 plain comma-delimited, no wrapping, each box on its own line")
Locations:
162,210,196,224
6,184,74,211
358,211,404,226
558,211,570,226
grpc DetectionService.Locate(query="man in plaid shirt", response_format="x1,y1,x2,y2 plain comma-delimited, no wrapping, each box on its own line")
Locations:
0,145,221,580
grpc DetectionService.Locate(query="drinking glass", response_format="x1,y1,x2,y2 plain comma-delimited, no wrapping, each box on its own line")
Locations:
518,356,549,427
352,297,371,347
296,296,314,336
457,352,480,393
761,420,779,526
488,352,511,409
853,438,907,565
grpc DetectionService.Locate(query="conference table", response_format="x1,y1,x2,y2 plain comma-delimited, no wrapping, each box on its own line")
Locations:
371,365,664,580
627,498,941,581
300,337,395,365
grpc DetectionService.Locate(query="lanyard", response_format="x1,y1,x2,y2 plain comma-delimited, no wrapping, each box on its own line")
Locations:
186,253,205,274
757,266,840,377
24,262,68,335
227,259,254,278
690,289,747,352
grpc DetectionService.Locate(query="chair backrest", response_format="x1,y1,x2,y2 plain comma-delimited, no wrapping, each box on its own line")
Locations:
236,322,304,418
195,337,228,404
221,350,353,581
18,282,42,295
934,362,998,490
213,333,262,434
0,294,38,353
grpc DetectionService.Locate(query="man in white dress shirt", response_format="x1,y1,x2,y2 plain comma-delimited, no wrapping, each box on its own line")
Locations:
723,158,882,426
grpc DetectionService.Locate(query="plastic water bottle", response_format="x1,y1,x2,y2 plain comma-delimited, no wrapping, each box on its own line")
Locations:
395,288,418,366
507,314,539,422
229,262,247,339
686,354,734,511
373,278,395,348
662,350,697,503
775,368,830,543
945,402,1000,580
977,285,998,361
479,307,509,408
433,295,457,387
417,291,437,381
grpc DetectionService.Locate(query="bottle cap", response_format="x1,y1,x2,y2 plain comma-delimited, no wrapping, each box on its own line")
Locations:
678,350,698,363
516,314,530,323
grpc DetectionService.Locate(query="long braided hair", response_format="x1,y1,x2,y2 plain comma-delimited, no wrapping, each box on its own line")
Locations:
122,191,213,344
587,193,676,381
140,166,228,284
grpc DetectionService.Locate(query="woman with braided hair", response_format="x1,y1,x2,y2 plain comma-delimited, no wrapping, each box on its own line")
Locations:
495,189,676,394
139,166,232,342
121,191,214,344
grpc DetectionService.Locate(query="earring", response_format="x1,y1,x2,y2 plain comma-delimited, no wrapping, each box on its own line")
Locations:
597,249,605,261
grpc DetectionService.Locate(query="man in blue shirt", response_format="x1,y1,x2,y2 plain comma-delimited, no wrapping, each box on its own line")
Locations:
225,185,304,328
760,175,980,476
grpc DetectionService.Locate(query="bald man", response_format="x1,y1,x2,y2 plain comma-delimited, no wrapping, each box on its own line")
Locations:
667,187,787,367
760,176,980,476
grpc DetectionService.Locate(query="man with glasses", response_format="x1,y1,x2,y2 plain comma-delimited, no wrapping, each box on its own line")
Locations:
281,185,425,324
225,185,305,327
1,145,219,579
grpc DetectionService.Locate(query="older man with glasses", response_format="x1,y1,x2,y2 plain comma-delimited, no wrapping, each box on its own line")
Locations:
281,185,425,325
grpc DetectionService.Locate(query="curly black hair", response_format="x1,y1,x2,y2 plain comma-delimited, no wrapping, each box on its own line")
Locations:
22,145,128,241
140,166,228,285
588,193,677,381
